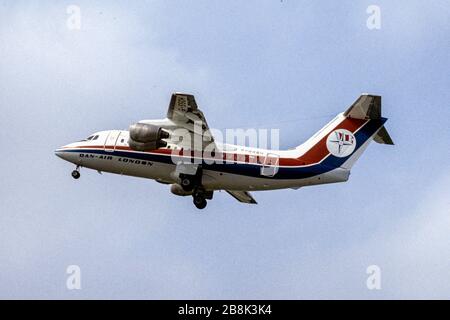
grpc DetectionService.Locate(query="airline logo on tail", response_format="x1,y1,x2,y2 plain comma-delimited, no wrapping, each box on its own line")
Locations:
326,129,356,157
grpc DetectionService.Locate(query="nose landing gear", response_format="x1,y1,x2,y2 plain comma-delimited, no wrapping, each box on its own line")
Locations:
71,166,81,179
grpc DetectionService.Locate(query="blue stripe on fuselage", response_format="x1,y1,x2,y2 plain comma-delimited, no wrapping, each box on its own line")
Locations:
63,119,386,180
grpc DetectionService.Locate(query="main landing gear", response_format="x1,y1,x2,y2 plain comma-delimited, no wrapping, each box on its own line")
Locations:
71,166,81,179
193,190,208,210
178,170,210,209
192,187,214,210
179,172,201,192
180,176,195,191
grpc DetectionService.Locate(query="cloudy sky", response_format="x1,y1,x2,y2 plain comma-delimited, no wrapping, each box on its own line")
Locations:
0,0,449,299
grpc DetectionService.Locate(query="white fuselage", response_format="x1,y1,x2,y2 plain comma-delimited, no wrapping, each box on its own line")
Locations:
55,93,391,208
55,126,350,192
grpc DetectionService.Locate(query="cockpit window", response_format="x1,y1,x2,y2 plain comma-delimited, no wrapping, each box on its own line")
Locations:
79,135,98,142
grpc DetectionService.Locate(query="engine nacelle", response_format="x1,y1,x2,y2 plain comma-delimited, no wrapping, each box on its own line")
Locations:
128,123,169,151
170,184,193,196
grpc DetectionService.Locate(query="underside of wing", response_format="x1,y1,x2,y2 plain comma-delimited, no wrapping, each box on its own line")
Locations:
225,190,258,204
165,93,215,150
167,93,198,119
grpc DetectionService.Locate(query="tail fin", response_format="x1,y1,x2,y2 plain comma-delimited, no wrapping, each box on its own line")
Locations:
294,94,393,171
339,94,394,169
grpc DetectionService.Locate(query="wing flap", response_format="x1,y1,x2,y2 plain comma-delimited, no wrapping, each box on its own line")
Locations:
226,190,257,204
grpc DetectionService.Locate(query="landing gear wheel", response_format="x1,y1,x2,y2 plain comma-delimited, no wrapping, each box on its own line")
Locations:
193,196,207,210
181,177,194,191
71,170,80,179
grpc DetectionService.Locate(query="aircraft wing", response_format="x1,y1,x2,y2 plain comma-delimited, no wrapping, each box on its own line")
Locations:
226,190,258,204
165,93,215,150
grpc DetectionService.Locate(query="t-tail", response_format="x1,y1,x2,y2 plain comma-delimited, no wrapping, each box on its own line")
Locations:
294,94,394,174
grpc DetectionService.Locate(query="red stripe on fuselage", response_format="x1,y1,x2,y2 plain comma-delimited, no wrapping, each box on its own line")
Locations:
288,117,367,166
66,117,367,167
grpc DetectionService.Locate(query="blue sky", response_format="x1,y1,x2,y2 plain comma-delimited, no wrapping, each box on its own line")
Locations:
0,0,449,299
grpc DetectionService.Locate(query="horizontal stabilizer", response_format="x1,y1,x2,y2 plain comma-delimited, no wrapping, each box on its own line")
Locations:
374,126,395,145
344,94,382,120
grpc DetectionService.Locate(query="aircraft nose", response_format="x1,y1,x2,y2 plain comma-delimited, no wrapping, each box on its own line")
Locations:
54,147,66,159
55,145,72,161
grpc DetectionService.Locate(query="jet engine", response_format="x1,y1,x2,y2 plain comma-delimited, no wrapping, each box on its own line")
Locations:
128,123,169,151
170,184,193,196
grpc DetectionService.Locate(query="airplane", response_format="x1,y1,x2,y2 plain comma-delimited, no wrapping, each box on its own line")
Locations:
55,93,394,209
